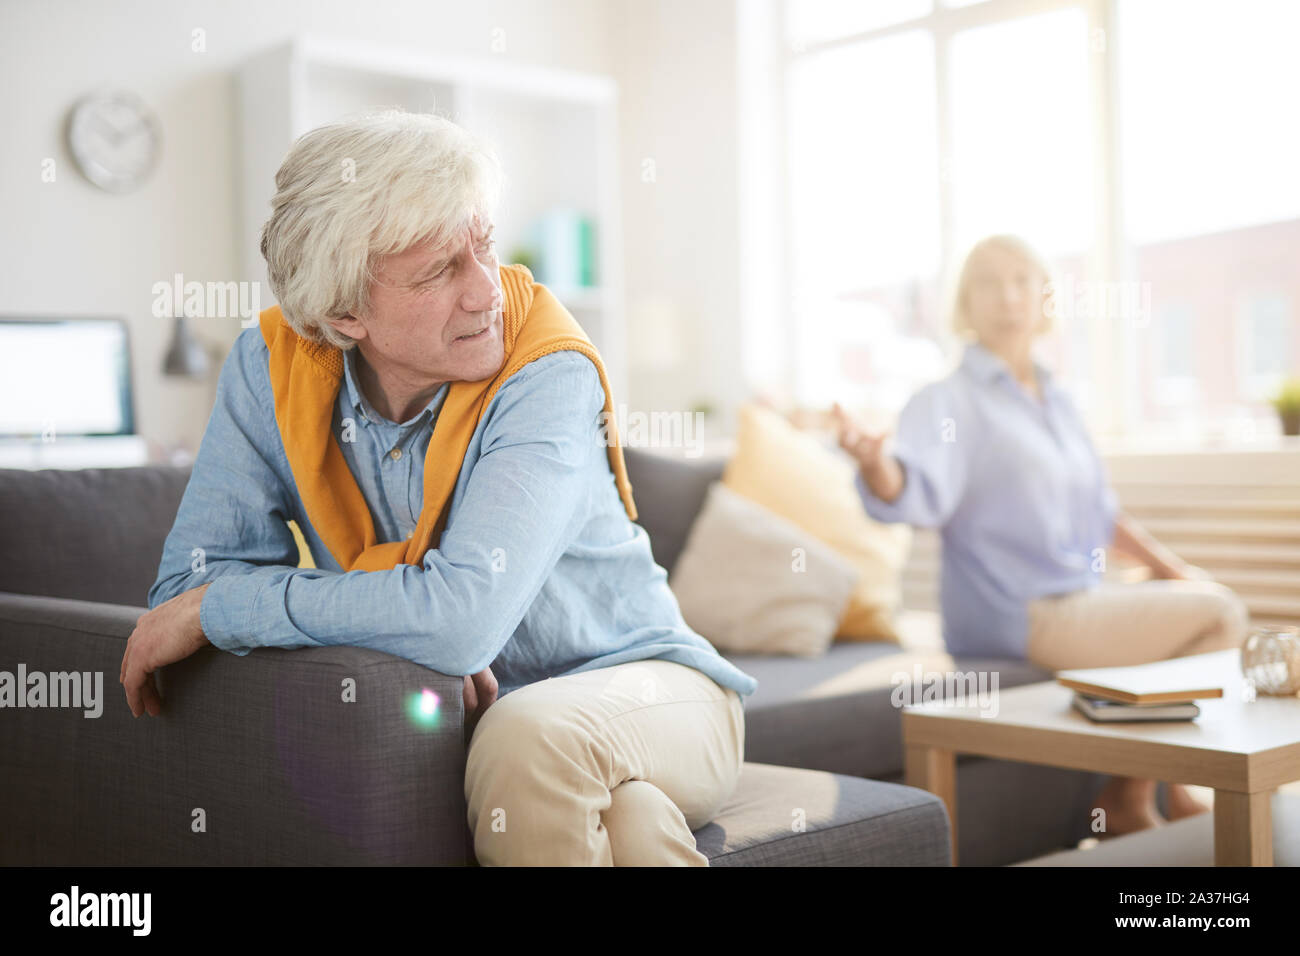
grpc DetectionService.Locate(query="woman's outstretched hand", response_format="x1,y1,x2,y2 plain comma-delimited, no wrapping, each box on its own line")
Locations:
831,402,905,504
832,402,888,471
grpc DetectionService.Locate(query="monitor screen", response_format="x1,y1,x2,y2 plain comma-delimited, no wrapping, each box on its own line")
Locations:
0,317,135,438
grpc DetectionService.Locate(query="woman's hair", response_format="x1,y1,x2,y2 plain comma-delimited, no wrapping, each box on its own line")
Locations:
260,108,505,348
948,233,1057,339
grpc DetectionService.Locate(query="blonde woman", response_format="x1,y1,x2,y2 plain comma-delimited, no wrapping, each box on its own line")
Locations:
833,234,1249,837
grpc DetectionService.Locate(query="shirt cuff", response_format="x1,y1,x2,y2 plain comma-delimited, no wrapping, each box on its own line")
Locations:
1102,485,1120,543
199,574,259,657
854,466,917,525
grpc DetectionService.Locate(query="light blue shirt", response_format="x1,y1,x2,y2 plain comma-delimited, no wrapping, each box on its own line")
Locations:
148,324,759,702
854,342,1118,659
333,345,450,543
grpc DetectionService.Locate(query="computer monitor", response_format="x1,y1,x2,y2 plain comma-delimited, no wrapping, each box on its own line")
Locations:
0,316,136,438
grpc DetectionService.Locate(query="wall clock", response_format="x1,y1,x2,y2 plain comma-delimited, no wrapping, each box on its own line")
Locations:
66,90,162,193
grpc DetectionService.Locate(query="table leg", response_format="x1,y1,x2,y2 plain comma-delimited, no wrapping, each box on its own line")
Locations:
905,744,957,866
1213,789,1273,866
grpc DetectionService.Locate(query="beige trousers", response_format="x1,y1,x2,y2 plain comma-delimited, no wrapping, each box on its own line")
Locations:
464,659,745,866
1025,579,1251,672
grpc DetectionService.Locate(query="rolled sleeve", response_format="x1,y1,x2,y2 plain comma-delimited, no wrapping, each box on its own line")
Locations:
1090,449,1120,550
199,575,255,656
149,328,304,627
1099,482,1119,546
854,382,968,529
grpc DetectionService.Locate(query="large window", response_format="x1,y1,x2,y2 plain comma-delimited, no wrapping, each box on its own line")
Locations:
785,27,943,412
777,0,1300,443
1116,0,1300,439
948,7,1094,258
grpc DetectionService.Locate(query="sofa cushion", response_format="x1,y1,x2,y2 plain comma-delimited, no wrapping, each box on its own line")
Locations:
0,465,192,607
722,404,911,643
623,447,725,576
726,612,1055,777
693,762,951,865
669,481,860,657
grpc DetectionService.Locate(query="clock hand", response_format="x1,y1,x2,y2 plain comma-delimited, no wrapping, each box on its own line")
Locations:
91,115,127,148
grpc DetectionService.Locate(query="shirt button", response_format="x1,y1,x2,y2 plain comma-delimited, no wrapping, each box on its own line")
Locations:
390,448,402,461
406,530,414,539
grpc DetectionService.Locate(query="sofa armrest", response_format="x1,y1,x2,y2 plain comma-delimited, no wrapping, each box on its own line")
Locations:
0,592,469,865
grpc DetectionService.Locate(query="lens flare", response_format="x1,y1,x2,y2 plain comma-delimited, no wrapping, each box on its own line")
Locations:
405,687,441,729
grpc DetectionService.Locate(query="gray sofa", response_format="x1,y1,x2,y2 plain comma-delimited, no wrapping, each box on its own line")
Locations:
628,449,1112,866
0,456,952,866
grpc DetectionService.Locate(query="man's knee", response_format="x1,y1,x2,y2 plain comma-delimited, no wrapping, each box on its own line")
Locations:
603,780,708,866
463,694,609,865
465,690,585,788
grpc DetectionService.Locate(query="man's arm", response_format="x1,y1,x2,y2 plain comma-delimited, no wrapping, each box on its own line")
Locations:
124,329,319,715
196,350,606,676
146,328,316,656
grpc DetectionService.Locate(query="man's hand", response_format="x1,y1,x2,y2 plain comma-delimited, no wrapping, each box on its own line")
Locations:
120,583,212,718
463,666,498,739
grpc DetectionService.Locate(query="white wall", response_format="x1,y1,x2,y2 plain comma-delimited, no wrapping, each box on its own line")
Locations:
610,0,748,434
0,0,618,457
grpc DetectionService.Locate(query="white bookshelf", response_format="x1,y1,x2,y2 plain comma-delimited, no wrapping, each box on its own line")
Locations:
235,36,626,393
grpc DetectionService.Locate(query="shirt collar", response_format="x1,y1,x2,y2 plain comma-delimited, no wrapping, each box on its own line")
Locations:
342,346,448,427
961,341,1054,392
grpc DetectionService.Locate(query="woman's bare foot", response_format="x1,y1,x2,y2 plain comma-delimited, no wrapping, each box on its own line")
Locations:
1092,776,1165,838
1165,783,1212,821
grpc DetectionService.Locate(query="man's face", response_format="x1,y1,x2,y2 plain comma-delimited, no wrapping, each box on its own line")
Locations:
336,216,505,385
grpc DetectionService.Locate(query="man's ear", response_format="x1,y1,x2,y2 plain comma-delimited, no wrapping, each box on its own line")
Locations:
324,313,367,344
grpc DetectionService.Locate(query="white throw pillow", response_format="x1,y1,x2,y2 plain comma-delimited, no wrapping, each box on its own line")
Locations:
669,481,861,658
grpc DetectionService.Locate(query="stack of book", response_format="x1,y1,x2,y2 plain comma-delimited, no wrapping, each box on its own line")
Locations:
1056,659,1226,723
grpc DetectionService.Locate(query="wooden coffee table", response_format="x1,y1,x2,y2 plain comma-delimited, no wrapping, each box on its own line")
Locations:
902,649,1300,866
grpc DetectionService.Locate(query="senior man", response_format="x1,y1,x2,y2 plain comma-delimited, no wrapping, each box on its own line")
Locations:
121,108,757,866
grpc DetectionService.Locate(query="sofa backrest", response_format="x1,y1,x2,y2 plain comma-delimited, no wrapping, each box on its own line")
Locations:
0,465,192,608
0,449,721,609
622,447,725,577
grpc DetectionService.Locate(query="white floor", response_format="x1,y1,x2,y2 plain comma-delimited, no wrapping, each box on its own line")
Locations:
1015,782,1300,866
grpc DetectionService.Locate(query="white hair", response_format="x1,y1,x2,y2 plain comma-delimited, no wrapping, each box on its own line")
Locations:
260,107,505,348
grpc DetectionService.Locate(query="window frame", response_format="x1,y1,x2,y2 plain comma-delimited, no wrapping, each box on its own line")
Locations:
775,0,1145,442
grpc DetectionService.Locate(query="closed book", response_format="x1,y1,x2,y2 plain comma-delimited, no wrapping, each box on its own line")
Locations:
1056,656,1225,704
1072,693,1200,723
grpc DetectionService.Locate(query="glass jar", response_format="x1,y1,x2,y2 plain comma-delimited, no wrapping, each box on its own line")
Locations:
1240,625,1300,696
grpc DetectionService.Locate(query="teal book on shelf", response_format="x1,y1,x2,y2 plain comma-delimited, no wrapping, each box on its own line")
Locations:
532,208,596,291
